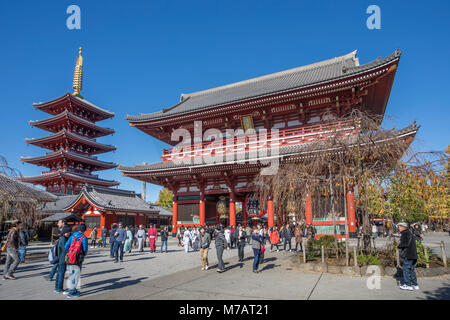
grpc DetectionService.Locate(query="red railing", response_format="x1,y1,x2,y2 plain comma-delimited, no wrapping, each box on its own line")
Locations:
161,119,357,162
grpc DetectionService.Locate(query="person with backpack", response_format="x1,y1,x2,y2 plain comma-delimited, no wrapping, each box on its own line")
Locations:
90,226,98,248
109,224,117,258
18,224,29,264
45,220,66,281
160,227,169,253
64,223,88,298
2,220,22,280
397,222,419,291
53,225,72,294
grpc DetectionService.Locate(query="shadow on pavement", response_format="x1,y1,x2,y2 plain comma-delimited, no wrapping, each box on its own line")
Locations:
421,282,450,300
80,277,148,297
81,268,123,278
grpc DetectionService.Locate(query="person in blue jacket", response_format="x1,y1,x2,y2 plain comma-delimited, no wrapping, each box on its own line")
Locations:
101,226,108,247
64,223,88,298
109,224,117,257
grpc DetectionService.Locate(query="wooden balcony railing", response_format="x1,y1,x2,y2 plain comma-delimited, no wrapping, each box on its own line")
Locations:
161,119,358,162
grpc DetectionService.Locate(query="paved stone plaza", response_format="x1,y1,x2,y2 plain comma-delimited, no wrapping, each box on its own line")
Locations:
0,233,449,300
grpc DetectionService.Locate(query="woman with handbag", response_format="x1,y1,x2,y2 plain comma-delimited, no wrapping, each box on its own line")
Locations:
251,227,264,273
2,220,21,280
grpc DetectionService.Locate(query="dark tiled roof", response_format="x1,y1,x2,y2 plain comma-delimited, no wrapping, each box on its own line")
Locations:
147,203,172,216
39,194,78,214
119,121,419,173
67,185,158,213
0,173,57,202
41,212,83,222
127,50,401,122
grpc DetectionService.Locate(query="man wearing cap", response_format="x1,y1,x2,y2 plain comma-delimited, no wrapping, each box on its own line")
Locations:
214,225,230,273
64,223,88,298
397,222,419,291
54,225,72,294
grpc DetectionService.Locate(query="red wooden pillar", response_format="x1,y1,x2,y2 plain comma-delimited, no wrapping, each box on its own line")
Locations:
199,193,206,226
267,195,274,228
171,195,178,234
242,196,248,227
346,189,357,233
229,192,236,227
305,193,313,225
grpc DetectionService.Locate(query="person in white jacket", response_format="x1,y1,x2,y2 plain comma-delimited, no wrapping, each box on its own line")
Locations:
183,228,191,253
135,225,146,253
224,227,231,248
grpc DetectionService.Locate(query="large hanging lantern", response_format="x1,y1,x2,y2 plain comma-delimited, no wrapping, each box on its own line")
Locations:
216,196,229,219
245,192,266,219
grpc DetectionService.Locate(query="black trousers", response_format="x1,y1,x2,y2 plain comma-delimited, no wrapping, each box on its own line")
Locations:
295,242,303,251
216,247,225,270
271,243,279,250
114,241,124,261
284,239,292,251
238,243,245,261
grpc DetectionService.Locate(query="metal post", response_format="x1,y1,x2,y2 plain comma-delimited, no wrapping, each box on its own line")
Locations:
321,245,325,264
441,241,447,268
424,247,430,269
342,175,349,266
396,248,400,268
353,247,357,266
303,244,306,263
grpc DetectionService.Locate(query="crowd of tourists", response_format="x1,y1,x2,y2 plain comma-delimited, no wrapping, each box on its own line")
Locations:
0,216,442,298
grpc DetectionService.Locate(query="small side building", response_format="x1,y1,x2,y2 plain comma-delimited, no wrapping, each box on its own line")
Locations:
64,185,171,236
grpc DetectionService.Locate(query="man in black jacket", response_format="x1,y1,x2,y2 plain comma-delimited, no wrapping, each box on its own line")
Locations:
397,222,419,291
214,226,230,272
237,225,247,262
282,223,293,252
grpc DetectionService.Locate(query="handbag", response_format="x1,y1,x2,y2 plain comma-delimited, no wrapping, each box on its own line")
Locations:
1,229,13,252
260,244,266,253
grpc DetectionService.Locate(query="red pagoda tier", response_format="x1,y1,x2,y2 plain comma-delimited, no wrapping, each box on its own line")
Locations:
120,49,419,236
21,48,119,195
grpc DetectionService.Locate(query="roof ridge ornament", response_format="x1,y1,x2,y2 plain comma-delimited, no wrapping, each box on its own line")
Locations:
72,47,84,98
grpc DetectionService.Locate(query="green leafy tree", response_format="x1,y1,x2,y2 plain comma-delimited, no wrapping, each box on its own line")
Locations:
156,188,173,209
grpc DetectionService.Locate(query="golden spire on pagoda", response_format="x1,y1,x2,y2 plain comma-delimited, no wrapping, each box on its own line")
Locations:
72,47,83,98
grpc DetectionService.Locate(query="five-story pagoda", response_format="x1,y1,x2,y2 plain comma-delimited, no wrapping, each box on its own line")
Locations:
21,48,119,194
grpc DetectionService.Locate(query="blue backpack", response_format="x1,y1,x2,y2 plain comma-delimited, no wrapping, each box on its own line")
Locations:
48,242,59,264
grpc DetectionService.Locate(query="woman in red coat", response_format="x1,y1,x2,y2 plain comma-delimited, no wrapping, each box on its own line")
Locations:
147,224,158,253
269,227,280,252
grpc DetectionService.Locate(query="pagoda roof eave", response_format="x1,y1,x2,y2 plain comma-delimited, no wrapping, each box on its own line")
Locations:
33,93,115,120
126,49,401,124
119,121,419,175
20,150,118,170
20,170,120,187
64,184,159,214
30,110,115,137
25,129,117,154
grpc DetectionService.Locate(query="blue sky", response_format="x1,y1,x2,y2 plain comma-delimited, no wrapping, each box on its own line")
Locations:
1,0,449,202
